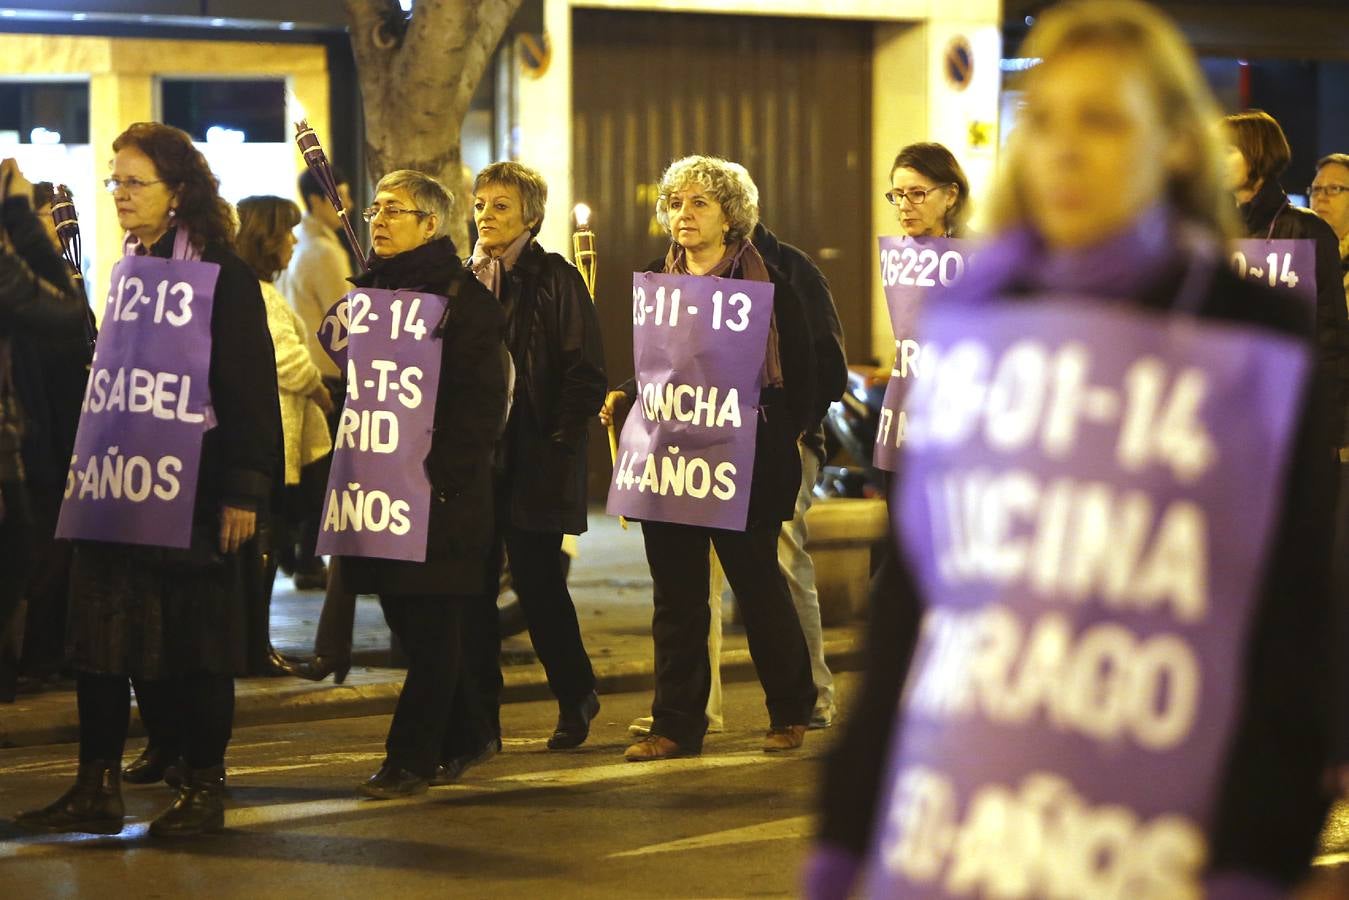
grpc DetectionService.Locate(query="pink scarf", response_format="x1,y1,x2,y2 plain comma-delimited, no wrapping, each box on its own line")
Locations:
468,229,533,297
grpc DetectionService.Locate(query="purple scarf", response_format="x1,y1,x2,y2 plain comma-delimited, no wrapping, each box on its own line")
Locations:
959,205,1189,305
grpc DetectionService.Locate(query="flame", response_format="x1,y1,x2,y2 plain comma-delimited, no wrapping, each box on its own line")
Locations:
288,92,308,127
573,203,592,228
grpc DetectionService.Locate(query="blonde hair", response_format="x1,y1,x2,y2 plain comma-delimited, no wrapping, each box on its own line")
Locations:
655,155,760,244
990,0,1237,239
474,161,549,234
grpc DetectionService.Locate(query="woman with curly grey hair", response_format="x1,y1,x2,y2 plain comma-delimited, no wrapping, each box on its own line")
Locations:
601,155,817,761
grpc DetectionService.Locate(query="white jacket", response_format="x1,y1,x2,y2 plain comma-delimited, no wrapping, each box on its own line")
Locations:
261,279,332,484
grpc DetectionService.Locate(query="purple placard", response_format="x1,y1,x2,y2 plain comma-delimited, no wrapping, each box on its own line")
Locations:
866,299,1309,898
874,237,972,472
606,272,774,530
1229,238,1316,308
315,288,447,562
55,255,218,549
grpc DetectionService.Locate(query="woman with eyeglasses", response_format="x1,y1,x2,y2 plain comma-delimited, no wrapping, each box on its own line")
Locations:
885,142,971,238
1226,110,1349,449
16,122,280,837
334,170,508,799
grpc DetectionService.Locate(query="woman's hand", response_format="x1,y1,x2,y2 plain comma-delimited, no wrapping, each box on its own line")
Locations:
0,159,34,204
599,389,628,427
219,505,257,554
310,383,335,415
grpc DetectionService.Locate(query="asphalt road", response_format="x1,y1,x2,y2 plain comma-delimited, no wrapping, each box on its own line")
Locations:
0,676,839,900
6,671,1349,899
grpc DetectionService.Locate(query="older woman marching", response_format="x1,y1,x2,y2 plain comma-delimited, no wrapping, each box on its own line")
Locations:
341,170,507,798
16,122,280,837
447,162,607,773
602,156,817,761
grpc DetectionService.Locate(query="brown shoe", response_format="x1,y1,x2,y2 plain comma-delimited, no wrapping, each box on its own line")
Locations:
624,735,695,762
763,725,807,752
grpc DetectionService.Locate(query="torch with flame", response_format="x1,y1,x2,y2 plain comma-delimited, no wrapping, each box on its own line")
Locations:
292,111,367,272
50,184,83,282
573,203,625,527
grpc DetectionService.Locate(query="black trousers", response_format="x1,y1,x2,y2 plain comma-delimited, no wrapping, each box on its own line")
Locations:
83,672,233,768
457,524,596,743
379,594,484,778
641,520,816,749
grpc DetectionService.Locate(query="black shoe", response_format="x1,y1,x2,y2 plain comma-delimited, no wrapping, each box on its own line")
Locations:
277,653,351,685
15,760,124,834
431,738,500,786
123,746,179,785
149,766,226,837
359,764,428,800
547,691,600,750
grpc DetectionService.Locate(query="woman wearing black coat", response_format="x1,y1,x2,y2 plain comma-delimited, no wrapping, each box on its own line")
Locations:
601,155,817,761
452,162,607,766
16,123,281,838
340,169,508,799
1227,109,1349,445
808,5,1337,895
0,160,89,671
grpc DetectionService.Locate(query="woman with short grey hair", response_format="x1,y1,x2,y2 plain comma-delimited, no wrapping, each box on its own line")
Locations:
372,169,454,239
447,160,608,769
601,155,817,761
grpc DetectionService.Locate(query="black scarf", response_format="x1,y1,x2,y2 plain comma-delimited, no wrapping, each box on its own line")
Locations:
351,236,462,293
1238,178,1290,239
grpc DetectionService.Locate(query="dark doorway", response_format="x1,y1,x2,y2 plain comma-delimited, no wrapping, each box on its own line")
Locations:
573,8,873,497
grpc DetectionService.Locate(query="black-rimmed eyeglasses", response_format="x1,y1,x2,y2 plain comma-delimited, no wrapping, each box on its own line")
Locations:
884,184,953,206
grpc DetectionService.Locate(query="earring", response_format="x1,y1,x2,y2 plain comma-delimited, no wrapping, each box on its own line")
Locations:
168,208,177,219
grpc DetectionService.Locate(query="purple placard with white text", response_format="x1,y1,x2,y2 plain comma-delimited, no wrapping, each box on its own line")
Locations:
55,255,218,548
867,299,1309,898
316,288,447,562
874,237,971,471
607,272,773,530
1229,238,1316,308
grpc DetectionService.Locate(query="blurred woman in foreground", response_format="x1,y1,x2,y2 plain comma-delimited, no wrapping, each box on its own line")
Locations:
807,1,1337,896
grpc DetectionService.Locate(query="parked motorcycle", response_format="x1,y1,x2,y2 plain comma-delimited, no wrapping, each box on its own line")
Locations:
816,365,887,499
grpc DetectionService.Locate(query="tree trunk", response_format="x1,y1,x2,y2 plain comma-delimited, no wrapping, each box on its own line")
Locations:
346,0,523,254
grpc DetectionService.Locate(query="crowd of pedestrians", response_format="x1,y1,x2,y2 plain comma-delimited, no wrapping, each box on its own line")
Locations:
2,0,1349,893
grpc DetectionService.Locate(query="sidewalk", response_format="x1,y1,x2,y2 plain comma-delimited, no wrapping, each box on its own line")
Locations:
0,512,864,748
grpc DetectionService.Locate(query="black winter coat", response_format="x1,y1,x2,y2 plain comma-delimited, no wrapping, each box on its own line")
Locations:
816,258,1337,890
0,196,90,501
751,223,848,463
1240,179,1349,442
340,237,508,597
497,240,607,535
625,254,817,528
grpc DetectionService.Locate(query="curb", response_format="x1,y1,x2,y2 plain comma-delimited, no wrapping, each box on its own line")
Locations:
0,639,863,749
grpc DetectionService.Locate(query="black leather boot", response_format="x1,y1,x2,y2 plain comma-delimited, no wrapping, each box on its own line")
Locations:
15,760,124,834
148,765,226,837
123,745,178,785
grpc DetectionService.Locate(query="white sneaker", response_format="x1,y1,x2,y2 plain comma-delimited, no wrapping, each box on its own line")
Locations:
628,715,726,736
809,706,835,730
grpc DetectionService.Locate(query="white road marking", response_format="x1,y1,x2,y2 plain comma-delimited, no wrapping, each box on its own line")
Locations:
0,751,803,860
492,752,776,787
607,815,811,858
